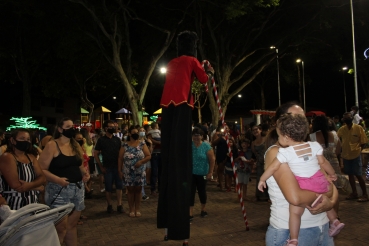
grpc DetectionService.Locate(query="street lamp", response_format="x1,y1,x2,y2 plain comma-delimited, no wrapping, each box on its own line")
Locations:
296,59,305,110
160,67,167,74
342,67,348,112
270,46,281,106
349,0,359,107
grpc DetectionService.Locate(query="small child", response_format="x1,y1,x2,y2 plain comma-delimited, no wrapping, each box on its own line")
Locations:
258,114,344,246
235,140,254,201
224,138,238,192
148,123,161,143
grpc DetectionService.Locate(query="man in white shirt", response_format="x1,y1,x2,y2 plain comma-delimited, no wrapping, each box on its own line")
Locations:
351,106,363,125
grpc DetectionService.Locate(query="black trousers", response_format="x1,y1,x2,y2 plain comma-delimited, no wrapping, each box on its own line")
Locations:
157,104,192,240
190,174,207,206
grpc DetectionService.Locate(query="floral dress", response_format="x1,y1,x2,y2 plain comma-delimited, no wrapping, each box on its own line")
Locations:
122,141,146,186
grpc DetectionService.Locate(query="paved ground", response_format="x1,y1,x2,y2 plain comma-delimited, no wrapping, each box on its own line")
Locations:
76,174,369,246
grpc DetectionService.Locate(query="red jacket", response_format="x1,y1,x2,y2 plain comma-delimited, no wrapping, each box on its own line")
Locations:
160,56,209,108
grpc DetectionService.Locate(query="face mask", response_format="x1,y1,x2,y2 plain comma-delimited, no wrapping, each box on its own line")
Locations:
62,128,75,139
131,133,139,140
77,140,84,146
14,140,31,152
139,132,146,137
123,136,128,141
107,128,116,134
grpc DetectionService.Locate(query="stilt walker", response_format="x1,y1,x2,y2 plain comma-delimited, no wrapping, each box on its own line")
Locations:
157,31,214,245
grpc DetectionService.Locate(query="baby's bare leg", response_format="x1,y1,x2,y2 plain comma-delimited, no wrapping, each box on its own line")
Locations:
289,204,305,243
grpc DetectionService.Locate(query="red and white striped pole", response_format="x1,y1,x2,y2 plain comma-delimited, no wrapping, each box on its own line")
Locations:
201,60,249,231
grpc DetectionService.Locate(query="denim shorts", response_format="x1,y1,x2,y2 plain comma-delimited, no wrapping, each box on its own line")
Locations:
105,167,123,192
343,155,362,175
265,222,334,246
45,182,85,211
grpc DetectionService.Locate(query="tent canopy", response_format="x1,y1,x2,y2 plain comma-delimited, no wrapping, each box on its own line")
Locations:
116,108,132,114
153,108,162,114
94,106,111,113
81,108,89,114
305,111,325,117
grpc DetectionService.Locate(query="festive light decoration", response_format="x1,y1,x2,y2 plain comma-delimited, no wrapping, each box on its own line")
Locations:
202,60,249,231
6,117,47,131
150,115,158,121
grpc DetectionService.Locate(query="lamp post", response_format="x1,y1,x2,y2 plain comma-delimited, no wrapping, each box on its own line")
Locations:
296,59,305,110
349,0,359,107
342,67,348,112
270,46,281,106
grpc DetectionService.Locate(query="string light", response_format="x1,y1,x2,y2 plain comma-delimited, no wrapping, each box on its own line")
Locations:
6,117,47,131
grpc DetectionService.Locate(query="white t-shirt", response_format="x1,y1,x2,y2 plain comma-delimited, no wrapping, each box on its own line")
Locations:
148,129,161,139
276,141,323,178
265,145,329,229
353,113,362,124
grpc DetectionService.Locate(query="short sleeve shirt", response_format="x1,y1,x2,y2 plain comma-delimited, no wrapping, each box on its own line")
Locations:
337,124,368,160
94,135,121,167
192,142,212,176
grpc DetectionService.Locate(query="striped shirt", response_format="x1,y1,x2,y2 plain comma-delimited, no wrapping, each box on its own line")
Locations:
1,154,39,210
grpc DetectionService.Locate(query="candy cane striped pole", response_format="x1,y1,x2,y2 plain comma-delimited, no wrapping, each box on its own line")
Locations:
201,60,249,231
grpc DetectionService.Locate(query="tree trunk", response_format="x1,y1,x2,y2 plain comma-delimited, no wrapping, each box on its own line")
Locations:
197,100,202,123
261,87,265,110
22,76,31,116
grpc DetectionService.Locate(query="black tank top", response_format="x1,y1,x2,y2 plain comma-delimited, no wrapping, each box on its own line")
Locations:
49,141,82,183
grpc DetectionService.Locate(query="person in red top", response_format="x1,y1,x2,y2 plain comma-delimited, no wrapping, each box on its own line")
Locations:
157,31,214,245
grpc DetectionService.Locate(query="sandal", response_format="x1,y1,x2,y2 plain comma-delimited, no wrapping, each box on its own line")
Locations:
135,211,142,217
129,212,135,217
329,219,345,237
345,193,359,200
357,195,369,202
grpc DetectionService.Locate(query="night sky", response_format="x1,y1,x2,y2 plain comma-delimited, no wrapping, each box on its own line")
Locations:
0,0,368,125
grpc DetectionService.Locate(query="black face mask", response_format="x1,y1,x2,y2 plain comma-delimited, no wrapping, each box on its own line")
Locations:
14,140,31,152
62,128,75,139
77,140,84,146
131,133,139,140
107,128,116,134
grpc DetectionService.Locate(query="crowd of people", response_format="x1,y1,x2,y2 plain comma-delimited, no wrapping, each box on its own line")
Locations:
0,103,368,245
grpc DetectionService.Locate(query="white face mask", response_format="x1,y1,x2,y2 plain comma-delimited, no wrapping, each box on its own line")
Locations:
139,132,146,137
123,136,128,141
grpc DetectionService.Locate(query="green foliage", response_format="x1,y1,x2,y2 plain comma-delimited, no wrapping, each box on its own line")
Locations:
225,0,279,19
191,79,206,95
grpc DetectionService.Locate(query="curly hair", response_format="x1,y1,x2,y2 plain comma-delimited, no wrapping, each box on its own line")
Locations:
277,114,309,142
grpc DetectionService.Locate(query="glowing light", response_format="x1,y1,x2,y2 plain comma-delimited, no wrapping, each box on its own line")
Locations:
6,117,47,131
342,67,348,71
160,67,167,74
364,48,369,59
296,59,302,63
270,46,276,49
150,115,158,121
238,94,242,98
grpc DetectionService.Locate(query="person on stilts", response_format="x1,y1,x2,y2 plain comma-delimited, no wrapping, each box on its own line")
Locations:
157,30,214,246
